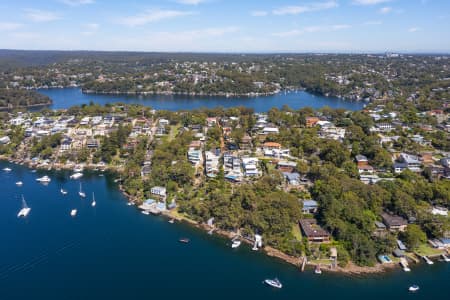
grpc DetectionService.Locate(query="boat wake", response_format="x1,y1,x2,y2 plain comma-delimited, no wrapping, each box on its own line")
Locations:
0,240,81,280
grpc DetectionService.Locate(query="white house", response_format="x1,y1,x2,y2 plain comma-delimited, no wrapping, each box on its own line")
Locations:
150,186,167,198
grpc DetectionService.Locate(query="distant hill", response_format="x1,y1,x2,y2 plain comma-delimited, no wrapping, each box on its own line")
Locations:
0,49,312,70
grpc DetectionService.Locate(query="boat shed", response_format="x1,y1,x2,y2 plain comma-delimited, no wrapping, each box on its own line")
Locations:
397,240,407,251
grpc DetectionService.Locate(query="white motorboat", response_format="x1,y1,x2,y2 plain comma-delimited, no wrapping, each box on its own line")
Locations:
70,209,77,217
3,167,12,172
231,239,241,249
409,285,419,292
264,278,282,289
36,175,51,183
141,211,150,215
315,264,322,274
16,181,23,186
91,192,96,207
17,195,31,218
78,183,86,198
126,202,133,206
168,219,175,224
70,172,83,180
60,188,68,195
442,254,450,262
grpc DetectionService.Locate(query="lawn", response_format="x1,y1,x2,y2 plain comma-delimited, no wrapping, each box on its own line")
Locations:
292,224,302,241
415,244,444,257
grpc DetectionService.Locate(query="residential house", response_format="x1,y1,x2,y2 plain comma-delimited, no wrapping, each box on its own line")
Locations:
277,161,297,173
381,213,408,232
396,153,422,173
299,219,330,243
242,157,259,177
283,172,300,185
150,186,167,199
239,134,252,150
301,200,318,214
306,117,320,127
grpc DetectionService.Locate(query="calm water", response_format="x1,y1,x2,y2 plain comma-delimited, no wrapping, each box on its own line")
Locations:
1,162,449,300
38,88,365,112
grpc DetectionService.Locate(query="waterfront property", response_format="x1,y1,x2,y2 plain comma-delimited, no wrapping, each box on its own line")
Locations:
299,219,330,243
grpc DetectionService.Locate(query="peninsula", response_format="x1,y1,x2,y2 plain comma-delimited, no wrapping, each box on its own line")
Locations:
1,96,449,273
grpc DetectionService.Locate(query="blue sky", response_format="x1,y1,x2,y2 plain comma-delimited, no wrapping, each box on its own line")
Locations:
0,0,449,52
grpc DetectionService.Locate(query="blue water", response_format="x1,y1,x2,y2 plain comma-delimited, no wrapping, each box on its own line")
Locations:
1,162,449,299
38,88,364,112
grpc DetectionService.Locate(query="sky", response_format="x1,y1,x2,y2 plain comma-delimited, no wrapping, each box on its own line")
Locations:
0,0,449,53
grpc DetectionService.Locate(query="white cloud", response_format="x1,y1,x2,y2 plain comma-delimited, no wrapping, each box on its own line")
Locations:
175,0,207,4
379,6,392,14
60,0,95,6
24,9,61,22
251,11,268,17
408,27,421,32
273,24,351,37
0,22,23,31
117,9,193,27
273,1,338,15
353,0,391,5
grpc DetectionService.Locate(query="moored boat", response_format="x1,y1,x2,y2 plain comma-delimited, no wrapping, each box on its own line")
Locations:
409,285,419,292
441,254,450,262
315,264,322,274
70,172,83,180
264,278,282,289
231,238,241,249
36,175,51,183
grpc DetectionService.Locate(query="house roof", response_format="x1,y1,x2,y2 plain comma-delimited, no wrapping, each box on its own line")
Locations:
303,200,318,207
299,219,330,238
382,213,408,227
263,142,281,148
355,155,368,162
283,172,300,181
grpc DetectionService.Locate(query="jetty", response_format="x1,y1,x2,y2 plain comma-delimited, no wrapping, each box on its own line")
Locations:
400,257,411,272
422,256,434,265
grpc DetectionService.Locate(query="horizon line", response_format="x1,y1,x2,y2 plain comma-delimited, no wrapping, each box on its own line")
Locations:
1,48,449,55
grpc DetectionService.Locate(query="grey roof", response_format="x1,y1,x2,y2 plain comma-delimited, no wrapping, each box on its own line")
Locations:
355,155,368,162
375,221,386,229
303,200,318,208
283,172,300,181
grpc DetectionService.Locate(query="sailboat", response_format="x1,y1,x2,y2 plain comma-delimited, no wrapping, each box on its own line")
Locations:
78,183,86,198
91,192,96,207
17,195,31,217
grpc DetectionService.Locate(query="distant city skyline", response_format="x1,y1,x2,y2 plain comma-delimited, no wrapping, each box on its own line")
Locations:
0,0,449,53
